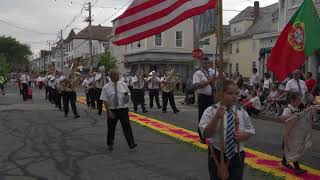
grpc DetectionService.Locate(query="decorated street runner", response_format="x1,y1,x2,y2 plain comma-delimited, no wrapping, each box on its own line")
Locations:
78,97,320,180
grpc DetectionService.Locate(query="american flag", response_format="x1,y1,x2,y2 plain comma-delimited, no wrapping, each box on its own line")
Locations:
113,0,216,46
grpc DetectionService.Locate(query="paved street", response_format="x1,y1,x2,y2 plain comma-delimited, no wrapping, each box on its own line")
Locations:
0,85,319,180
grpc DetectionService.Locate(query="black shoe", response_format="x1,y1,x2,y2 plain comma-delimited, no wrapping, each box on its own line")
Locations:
150,106,153,109
64,114,68,118
295,168,307,175
108,146,114,151
74,115,80,119
143,110,148,113
157,106,162,109
162,110,166,113
174,109,180,114
98,112,102,115
129,144,137,149
282,161,293,169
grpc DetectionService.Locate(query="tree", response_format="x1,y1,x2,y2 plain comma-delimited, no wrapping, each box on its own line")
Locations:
0,36,32,71
99,52,117,73
0,53,12,76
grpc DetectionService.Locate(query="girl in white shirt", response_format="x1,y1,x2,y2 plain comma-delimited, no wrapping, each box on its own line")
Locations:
242,90,261,116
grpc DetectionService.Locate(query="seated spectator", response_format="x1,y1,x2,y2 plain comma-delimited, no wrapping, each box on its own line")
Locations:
239,84,249,101
262,84,282,115
242,90,261,116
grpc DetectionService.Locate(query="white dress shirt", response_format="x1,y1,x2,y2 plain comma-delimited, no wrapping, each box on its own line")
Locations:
147,76,161,89
285,79,308,97
120,76,131,86
100,81,131,109
250,73,260,86
95,73,104,88
199,103,255,152
20,74,29,84
193,69,214,96
263,78,273,89
82,78,90,88
131,76,145,89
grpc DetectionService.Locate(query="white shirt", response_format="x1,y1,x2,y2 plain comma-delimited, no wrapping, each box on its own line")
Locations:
199,103,255,152
132,76,145,89
263,78,273,89
249,96,262,110
147,76,161,89
282,104,300,116
239,89,249,97
37,76,45,82
250,73,260,86
20,74,29,84
100,81,131,109
82,78,90,88
120,76,130,86
285,79,308,97
95,73,104,88
193,69,214,96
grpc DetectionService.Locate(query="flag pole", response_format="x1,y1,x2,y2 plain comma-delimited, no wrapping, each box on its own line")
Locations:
216,0,228,179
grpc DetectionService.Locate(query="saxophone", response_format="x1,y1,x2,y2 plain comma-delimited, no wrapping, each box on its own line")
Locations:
162,69,178,92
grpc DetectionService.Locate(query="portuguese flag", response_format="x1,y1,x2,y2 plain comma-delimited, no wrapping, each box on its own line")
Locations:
267,0,320,81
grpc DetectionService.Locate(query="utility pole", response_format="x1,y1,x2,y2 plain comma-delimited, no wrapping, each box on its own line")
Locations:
60,29,64,72
87,2,93,72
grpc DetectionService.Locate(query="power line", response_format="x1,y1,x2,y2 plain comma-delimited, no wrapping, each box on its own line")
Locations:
100,0,132,24
0,18,57,36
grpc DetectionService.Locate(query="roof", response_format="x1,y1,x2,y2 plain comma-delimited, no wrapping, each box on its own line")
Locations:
64,25,113,43
75,25,112,41
64,29,76,43
225,3,279,42
229,7,255,24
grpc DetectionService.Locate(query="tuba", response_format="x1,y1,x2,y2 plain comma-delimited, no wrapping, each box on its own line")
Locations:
162,69,178,92
61,61,80,91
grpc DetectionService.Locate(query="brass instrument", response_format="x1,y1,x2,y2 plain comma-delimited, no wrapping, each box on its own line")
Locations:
161,69,178,92
60,61,80,92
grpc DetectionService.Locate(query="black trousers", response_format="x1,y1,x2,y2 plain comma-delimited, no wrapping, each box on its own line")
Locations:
45,86,49,99
149,89,161,108
133,89,146,111
107,108,135,147
88,88,96,108
85,92,91,107
95,88,103,114
48,87,54,103
208,146,245,180
198,94,214,141
128,86,133,101
62,91,79,116
56,92,62,109
22,83,28,101
162,91,178,112
52,89,57,105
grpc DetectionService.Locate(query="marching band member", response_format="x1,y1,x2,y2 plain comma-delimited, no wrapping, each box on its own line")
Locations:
132,70,147,113
55,72,65,111
82,74,91,107
20,70,30,101
161,69,179,113
193,57,216,143
147,71,162,109
60,65,80,119
95,70,105,115
88,72,96,109
199,80,255,180
100,69,137,151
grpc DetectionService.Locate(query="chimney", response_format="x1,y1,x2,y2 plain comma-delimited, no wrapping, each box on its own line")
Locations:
254,1,259,19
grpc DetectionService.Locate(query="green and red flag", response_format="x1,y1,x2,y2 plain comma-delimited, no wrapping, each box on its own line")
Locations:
267,0,320,81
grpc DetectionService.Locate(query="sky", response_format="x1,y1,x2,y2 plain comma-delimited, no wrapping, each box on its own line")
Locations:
0,0,278,56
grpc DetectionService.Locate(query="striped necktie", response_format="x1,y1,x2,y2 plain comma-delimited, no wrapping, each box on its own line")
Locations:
114,82,119,108
225,110,236,160
296,80,303,96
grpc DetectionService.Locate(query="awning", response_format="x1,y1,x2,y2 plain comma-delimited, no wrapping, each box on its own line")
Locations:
259,47,273,60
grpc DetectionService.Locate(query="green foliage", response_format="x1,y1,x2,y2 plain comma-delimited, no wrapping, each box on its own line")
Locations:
0,53,12,75
99,52,117,73
0,36,32,71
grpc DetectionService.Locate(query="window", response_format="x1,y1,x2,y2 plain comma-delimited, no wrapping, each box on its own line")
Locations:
252,61,257,69
229,44,232,54
175,31,183,47
71,41,73,50
155,33,163,47
236,42,239,53
229,64,233,74
236,63,239,72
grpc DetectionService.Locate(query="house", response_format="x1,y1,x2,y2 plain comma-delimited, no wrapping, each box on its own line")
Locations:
223,1,279,78
64,25,112,70
110,18,215,77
